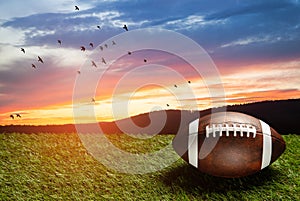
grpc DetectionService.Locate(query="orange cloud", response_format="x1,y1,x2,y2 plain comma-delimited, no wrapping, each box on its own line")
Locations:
1,51,299,125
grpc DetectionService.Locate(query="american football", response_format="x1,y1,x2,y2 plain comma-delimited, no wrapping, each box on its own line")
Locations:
172,111,286,178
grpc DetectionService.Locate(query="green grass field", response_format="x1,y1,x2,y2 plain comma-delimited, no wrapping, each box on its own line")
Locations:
0,133,299,200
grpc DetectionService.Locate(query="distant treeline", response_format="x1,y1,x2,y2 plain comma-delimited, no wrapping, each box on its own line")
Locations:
1,99,299,135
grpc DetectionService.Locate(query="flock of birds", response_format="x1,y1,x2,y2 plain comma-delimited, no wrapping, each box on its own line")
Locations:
19,6,130,71
11,5,191,120
20,47,44,69
10,113,21,119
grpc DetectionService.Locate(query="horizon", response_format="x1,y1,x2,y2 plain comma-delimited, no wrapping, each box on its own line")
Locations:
1,0,300,126
1,98,298,126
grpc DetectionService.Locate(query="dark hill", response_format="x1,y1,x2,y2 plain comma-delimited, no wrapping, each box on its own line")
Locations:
0,99,299,134
118,98,300,135
224,99,300,134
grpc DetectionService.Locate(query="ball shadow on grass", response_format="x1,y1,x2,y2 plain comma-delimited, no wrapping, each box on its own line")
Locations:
159,162,283,194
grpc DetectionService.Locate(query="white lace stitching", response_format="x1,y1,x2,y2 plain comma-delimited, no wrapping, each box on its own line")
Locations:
205,123,256,138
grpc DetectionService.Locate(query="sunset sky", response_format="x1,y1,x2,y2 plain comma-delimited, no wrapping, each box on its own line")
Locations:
0,0,300,125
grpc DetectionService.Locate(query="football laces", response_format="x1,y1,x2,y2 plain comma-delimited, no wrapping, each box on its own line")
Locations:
205,123,256,138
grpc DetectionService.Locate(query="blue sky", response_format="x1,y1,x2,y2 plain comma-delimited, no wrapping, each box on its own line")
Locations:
2,0,300,62
0,0,300,124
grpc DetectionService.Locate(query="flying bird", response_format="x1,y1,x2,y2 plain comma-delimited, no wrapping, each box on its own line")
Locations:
97,25,101,29
21,48,25,53
32,64,36,69
75,6,79,10
89,43,94,48
57,40,62,45
101,57,106,64
123,24,128,31
38,56,44,63
112,41,116,45
16,113,21,118
92,61,97,68
10,114,14,119
144,59,147,62
80,46,86,51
